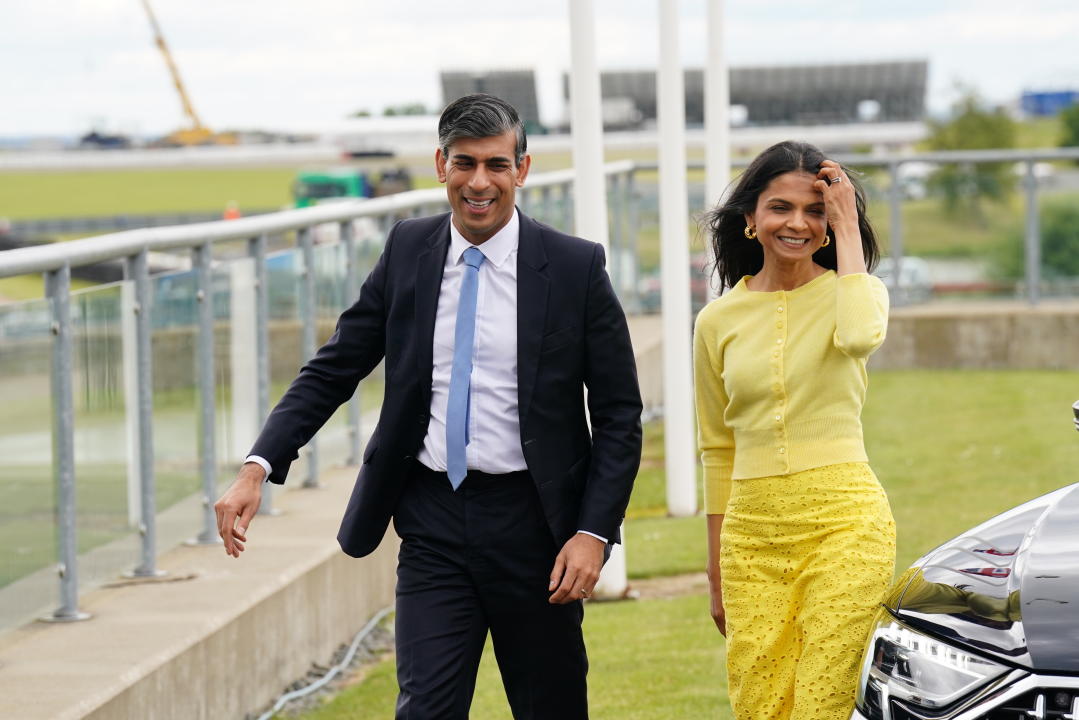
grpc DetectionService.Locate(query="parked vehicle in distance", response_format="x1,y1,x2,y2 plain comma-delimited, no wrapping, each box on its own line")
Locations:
851,401,1079,720
293,167,413,208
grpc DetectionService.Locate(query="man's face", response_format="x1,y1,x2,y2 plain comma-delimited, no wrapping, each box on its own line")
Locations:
436,130,531,245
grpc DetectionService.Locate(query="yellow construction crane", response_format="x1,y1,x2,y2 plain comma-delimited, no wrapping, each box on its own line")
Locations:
140,0,234,146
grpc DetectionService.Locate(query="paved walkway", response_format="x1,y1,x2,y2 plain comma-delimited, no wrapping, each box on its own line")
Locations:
0,465,388,720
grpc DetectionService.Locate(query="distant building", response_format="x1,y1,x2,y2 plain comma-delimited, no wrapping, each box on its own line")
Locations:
1021,90,1079,117
440,70,542,131
564,60,928,128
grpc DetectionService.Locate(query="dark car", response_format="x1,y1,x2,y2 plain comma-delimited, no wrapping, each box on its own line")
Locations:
852,401,1079,720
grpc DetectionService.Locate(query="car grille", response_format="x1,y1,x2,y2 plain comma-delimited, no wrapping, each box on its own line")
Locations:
864,688,1079,720
982,689,1079,719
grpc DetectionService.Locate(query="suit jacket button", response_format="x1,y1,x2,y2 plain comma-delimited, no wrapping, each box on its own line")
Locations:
403,454,413,462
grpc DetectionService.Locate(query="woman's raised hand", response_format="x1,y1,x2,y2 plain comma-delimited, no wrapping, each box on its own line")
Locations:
814,159,859,238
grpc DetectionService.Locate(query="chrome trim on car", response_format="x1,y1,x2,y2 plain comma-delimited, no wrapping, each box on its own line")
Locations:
854,674,1079,720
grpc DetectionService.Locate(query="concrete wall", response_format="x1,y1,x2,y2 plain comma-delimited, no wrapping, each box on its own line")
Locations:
86,545,397,720
625,304,1079,415
870,302,1079,371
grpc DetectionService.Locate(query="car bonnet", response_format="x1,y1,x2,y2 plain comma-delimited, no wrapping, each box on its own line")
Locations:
887,482,1079,672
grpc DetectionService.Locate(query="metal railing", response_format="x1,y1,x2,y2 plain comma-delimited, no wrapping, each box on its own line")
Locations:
813,147,1079,306
0,162,636,626
644,146,1079,305
2,146,1076,626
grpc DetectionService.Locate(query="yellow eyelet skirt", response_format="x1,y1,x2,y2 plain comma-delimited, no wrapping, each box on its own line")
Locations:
720,462,895,720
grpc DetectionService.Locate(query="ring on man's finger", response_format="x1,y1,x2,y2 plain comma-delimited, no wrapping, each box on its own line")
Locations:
830,175,843,184
579,587,591,597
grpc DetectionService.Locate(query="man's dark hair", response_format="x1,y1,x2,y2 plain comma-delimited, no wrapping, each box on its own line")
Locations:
438,93,527,166
704,140,880,291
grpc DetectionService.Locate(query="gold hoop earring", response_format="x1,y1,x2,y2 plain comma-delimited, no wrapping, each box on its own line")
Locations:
821,236,831,248
744,226,757,240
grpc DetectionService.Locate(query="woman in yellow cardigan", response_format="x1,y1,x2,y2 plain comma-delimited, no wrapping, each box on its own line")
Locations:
694,141,895,720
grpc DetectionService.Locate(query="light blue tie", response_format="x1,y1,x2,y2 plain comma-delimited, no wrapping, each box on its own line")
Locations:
446,246,485,490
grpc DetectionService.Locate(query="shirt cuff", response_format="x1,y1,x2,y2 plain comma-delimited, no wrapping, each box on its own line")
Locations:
244,455,272,481
577,530,608,544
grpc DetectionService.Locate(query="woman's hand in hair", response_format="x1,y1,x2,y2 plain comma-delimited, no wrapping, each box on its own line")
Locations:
816,159,867,274
814,159,859,240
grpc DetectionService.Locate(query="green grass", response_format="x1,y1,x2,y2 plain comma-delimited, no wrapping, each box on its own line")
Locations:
282,369,1079,719
870,194,1024,258
625,515,707,579
0,275,97,302
624,369,1079,579
0,463,196,586
284,593,729,720
864,370,1079,571
0,168,299,219
1015,116,1063,149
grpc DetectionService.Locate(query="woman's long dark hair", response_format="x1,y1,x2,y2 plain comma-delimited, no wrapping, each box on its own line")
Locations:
704,140,879,291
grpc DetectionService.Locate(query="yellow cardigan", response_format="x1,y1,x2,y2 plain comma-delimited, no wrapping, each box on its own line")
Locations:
693,271,889,514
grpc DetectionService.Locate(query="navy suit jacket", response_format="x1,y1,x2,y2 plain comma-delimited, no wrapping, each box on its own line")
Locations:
250,210,643,558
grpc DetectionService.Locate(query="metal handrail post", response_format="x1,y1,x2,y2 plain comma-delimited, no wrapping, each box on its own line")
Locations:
562,182,574,234
627,169,641,311
341,221,362,466
888,161,905,303
540,185,552,227
41,264,90,622
299,227,319,488
1023,161,1041,305
379,212,394,238
609,173,624,297
127,250,164,577
191,243,218,544
250,234,275,514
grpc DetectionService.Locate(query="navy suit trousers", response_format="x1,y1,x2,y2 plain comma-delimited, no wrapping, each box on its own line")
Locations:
392,462,589,720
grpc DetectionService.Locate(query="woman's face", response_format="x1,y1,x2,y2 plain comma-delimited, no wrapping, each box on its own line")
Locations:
744,170,829,266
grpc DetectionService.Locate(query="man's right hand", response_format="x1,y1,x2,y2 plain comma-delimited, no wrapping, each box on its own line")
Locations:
214,462,264,558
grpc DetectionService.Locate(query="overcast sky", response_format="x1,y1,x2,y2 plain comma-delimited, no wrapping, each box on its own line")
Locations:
3,0,1077,137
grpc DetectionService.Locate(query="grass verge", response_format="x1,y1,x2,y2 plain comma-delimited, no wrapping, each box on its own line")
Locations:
281,369,1078,719
282,593,729,720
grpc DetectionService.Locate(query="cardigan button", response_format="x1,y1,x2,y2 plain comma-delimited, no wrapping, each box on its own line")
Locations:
778,447,786,454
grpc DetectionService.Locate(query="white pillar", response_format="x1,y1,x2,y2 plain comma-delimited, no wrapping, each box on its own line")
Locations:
704,0,730,302
658,0,697,517
569,0,626,600
567,0,610,252
229,258,258,463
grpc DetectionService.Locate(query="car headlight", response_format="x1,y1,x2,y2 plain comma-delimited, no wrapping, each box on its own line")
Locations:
855,609,1009,718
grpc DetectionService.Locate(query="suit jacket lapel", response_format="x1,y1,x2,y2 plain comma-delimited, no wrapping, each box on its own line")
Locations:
414,214,451,409
516,211,549,427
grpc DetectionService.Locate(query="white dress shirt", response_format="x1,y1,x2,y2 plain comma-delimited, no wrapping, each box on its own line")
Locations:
417,210,526,474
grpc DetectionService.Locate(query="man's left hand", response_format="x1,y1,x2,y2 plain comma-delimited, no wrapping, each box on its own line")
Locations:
548,532,605,604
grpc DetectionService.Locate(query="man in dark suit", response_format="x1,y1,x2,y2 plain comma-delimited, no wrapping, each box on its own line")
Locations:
215,94,642,719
